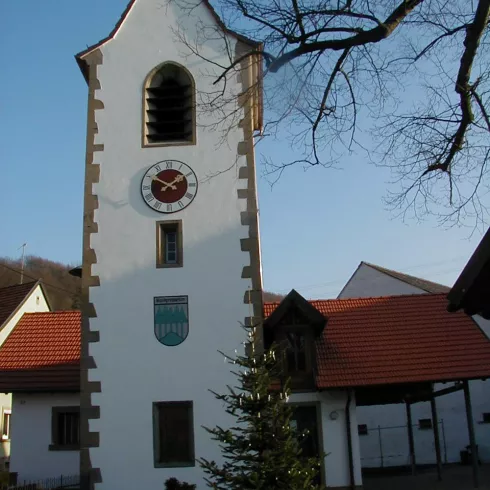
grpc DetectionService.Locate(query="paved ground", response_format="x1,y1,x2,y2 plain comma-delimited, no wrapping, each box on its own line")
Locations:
363,464,490,490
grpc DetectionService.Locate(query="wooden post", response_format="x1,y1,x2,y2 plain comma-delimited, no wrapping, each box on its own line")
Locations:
463,380,479,488
430,396,442,481
378,425,383,468
405,401,416,475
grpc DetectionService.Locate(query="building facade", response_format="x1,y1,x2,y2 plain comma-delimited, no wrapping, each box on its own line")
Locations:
10,393,80,482
0,310,80,483
339,262,490,466
76,1,262,488
0,282,50,470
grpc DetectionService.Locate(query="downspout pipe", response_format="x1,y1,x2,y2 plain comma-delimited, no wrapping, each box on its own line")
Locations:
345,390,355,490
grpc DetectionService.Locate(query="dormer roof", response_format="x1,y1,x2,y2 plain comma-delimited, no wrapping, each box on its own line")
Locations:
264,289,326,336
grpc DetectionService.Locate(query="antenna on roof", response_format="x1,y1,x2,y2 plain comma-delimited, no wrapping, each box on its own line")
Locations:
18,243,27,285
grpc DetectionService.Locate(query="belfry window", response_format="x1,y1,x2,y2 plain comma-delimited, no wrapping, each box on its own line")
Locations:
144,63,195,145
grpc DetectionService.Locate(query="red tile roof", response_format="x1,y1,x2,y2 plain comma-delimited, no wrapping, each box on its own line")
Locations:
0,311,80,392
3,293,489,393
0,281,38,328
264,293,490,388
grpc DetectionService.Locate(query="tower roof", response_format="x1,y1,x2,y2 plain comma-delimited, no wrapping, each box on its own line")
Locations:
75,0,260,81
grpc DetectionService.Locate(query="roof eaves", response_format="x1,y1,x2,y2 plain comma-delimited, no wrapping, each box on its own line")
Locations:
75,0,137,83
264,289,326,334
447,227,490,314
37,282,53,312
75,0,260,83
0,281,39,331
336,261,363,298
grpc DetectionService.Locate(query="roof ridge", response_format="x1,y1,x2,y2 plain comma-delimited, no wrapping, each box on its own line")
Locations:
361,261,450,293
263,291,448,305
76,0,259,78
22,310,81,316
0,280,38,292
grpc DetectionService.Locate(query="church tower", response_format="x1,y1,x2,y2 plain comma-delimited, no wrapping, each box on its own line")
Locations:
76,1,263,488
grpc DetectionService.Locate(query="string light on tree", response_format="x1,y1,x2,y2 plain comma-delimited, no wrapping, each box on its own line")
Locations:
198,325,323,490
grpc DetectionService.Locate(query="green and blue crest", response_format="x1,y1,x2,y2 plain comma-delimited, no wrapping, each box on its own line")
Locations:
154,296,189,346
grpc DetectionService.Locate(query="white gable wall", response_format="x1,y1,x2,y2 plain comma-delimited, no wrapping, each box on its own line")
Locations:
339,263,423,298
10,393,80,482
0,284,50,467
0,284,50,346
86,1,255,488
339,263,490,466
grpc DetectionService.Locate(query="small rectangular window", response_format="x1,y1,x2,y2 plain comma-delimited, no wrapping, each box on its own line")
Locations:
50,407,80,450
157,221,183,268
153,401,194,467
482,412,490,423
418,418,432,430
2,409,11,440
358,424,368,436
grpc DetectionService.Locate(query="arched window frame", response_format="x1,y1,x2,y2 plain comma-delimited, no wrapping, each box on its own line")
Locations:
142,61,196,147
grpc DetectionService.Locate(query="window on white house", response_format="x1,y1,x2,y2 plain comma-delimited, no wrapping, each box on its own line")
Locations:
418,418,432,430
358,424,368,436
482,412,490,423
2,410,11,440
50,407,80,450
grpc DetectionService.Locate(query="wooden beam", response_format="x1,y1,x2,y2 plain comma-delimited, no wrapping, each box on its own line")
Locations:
408,383,463,404
405,401,416,476
463,380,479,488
432,383,464,398
430,397,442,481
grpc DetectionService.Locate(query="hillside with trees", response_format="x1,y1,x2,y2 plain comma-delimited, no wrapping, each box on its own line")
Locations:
0,256,80,310
0,256,282,310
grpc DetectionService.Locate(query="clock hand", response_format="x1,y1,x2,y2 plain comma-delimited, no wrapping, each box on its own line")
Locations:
162,174,185,191
151,175,177,190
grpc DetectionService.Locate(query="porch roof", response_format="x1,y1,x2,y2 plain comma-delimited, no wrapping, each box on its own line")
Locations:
264,292,490,390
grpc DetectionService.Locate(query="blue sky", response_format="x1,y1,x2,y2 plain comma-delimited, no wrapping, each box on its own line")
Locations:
0,0,487,298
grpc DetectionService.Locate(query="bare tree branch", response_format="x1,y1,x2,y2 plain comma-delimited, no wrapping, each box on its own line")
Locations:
171,0,490,227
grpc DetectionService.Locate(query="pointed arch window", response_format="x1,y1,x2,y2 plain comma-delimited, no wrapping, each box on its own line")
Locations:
143,63,195,146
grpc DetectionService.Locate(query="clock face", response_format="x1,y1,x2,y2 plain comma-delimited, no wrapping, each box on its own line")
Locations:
141,160,198,213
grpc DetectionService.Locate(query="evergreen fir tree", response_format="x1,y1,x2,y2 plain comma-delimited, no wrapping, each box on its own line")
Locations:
199,328,324,490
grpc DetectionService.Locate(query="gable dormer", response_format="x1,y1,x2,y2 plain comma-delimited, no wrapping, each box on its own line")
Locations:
264,290,326,390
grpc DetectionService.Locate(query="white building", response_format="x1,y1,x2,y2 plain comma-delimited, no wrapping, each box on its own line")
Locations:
0,310,80,484
0,281,50,471
76,1,264,488
339,262,490,467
